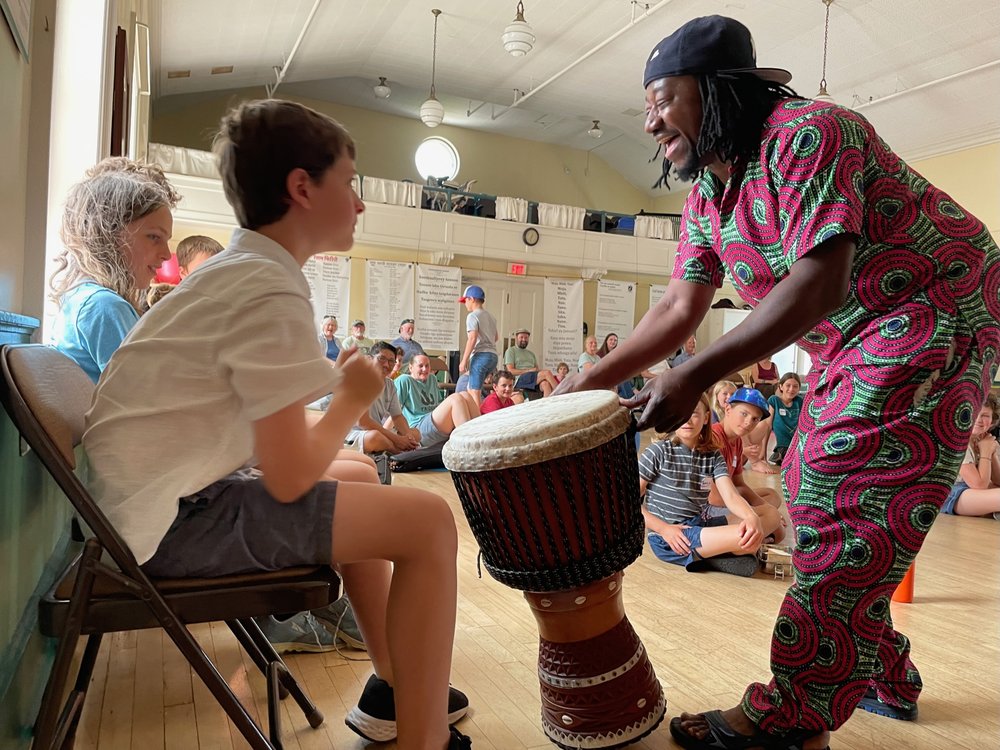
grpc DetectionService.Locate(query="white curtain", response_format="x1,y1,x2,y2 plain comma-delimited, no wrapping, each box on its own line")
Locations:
496,196,529,223
361,176,422,207
148,142,219,178
634,215,674,240
537,202,586,229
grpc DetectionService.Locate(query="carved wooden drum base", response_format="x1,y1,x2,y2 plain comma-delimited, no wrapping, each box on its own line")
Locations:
525,573,665,749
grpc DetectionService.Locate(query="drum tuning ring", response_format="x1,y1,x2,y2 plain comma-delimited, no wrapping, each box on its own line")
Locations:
561,715,574,725
608,580,617,591
540,598,552,607
574,595,587,605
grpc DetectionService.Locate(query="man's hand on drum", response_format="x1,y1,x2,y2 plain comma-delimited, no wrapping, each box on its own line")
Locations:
737,513,765,552
660,523,693,556
623,367,704,433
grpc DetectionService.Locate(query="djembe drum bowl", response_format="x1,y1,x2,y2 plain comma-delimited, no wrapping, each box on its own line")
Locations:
443,391,665,749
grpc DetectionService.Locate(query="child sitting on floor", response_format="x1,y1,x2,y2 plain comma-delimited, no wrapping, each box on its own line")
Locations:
639,393,781,577
766,373,803,465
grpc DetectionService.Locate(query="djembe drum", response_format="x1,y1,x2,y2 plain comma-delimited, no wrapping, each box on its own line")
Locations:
443,391,665,749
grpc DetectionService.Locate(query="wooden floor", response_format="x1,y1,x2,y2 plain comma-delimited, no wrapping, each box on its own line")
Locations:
68,458,1000,750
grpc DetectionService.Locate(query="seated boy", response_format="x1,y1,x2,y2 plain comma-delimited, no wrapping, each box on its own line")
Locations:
83,100,470,749
175,234,223,278
480,369,517,414
706,387,786,542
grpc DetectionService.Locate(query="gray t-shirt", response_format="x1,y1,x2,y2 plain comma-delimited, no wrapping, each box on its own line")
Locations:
639,440,728,525
466,308,498,355
368,377,403,426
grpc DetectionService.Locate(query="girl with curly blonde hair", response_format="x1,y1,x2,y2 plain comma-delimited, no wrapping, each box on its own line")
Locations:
49,157,179,381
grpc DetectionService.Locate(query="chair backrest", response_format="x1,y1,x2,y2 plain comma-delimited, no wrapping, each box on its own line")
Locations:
427,356,451,385
2,345,93,467
0,344,138,566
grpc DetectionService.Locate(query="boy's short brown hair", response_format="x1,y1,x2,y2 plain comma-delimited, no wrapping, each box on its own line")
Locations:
213,99,356,230
175,235,223,269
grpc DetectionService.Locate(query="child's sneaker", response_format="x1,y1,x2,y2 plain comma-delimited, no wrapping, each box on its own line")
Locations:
701,553,759,577
255,612,339,653
345,674,470,742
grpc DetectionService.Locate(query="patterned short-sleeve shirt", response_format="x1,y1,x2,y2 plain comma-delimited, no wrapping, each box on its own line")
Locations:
673,99,1000,377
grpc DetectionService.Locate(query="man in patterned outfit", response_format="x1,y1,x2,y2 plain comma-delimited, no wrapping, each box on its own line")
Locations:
556,15,1000,750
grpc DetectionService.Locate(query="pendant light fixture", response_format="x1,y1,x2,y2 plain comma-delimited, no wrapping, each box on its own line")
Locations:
373,76,391,99
501,1,535,57
587,120,603,139
815,0,835,103
420,9,445,127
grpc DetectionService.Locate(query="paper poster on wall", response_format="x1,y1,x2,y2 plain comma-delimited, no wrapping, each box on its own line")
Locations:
303,254,351,333
366,260,415,341
649,283,668,310
595,279,636,345
415,264,463,351
543,278,583,372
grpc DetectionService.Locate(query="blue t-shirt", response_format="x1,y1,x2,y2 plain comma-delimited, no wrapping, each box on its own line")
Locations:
391,336,426,362
325,336,341,361
50,282,139,383
768,393,803,447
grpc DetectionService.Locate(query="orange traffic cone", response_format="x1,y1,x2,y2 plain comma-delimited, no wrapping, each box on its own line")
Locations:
892,562,915,603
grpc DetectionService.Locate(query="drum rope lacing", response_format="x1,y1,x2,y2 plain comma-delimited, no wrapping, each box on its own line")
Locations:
451,433,646,591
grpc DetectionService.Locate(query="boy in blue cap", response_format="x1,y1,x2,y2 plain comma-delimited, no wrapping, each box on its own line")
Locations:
457,284,498,406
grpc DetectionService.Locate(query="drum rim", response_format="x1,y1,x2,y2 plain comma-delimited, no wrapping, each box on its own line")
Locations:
443,391,631,472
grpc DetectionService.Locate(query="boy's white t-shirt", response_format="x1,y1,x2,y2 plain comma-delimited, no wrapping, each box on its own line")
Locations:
83,229,337,564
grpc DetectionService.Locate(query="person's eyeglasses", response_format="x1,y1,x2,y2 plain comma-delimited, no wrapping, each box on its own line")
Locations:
375,356,396,366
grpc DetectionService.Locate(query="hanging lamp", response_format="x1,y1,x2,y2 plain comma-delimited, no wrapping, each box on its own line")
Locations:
587,120,603,139
815,0,836,103
501,1,535,57
420,9,445,127
373,76,391,99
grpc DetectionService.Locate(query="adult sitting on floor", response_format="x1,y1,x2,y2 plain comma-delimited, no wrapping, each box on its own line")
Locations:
706,387,786,542
503,328,559,397
395,353,481,449
480,369,519,414
344,342,422,454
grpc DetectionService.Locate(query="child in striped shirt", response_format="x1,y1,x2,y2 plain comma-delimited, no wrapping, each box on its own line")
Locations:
638,393,780,577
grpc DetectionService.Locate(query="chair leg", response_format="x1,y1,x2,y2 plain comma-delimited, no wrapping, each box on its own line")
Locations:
239,618,324,729
157,617,274,749
56,633,104,750
34,541,102,750
267,662,286,750
227,620,289,700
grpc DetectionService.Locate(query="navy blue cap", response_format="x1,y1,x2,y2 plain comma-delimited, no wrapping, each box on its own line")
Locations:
643,16,792,88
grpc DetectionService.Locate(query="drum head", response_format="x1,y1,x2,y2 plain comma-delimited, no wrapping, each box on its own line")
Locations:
443,390,630,472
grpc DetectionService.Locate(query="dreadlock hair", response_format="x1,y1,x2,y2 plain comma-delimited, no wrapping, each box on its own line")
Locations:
652,73,802,189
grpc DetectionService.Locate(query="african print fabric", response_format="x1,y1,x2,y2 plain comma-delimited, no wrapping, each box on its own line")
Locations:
672,99,1000,733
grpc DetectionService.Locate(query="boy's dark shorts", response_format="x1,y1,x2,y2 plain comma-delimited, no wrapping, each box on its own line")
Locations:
141,470,336,578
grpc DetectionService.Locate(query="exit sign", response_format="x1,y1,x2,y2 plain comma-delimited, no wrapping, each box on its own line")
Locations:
508,262,528,275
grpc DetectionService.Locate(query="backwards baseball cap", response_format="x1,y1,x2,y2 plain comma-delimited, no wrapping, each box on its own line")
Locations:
728,387,770,415
458,284,485,302
643,15,792,88
351,319,365,327
514,328,530,335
